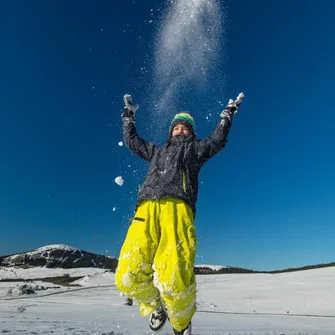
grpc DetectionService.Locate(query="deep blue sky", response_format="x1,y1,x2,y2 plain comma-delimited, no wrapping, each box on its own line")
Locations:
1,0,334,271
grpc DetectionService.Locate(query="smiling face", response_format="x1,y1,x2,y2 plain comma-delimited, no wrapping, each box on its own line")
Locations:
171,123,191,137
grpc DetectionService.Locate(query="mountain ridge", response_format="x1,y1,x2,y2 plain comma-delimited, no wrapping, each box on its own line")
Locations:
1,245,334,274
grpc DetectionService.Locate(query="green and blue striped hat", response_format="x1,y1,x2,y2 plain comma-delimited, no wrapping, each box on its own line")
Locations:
170,112,195,134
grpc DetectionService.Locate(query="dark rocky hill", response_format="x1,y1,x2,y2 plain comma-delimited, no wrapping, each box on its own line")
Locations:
0,245,118,271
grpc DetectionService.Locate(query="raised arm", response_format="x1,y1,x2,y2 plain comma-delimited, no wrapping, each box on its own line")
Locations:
122,94,157,162
196,93,244,165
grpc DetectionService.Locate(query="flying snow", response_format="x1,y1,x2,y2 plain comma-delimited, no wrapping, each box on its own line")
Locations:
151,0,225,132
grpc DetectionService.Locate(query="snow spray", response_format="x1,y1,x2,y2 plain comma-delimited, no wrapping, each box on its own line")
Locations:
151,0,225,136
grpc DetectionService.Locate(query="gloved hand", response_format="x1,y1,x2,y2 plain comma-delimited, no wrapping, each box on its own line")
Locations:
220,92,244,118
123,94,139,117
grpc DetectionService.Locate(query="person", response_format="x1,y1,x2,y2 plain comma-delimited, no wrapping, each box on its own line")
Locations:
115,92,244,335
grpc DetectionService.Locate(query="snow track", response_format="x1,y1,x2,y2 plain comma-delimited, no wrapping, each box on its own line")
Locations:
0,284,116,301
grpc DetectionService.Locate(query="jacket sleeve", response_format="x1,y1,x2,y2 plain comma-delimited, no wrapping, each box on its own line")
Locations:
122,112,157,162
196,112,233,165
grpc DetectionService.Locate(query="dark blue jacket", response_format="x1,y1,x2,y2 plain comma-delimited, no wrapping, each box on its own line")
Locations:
122,111,234,214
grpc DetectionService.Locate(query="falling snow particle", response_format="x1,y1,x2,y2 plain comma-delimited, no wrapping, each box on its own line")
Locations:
115,176,124,186
118,141,124,146
113,207,116,212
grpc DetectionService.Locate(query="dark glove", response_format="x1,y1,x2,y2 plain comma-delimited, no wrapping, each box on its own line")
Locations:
122,94,139,118
220,92,244,118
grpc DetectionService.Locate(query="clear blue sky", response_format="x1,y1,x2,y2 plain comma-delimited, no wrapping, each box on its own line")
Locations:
1,0,334,271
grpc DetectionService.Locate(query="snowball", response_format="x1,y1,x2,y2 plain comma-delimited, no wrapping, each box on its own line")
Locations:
115,176,124,186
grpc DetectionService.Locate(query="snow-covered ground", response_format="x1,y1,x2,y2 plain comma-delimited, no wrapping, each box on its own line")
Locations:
1,266,335,334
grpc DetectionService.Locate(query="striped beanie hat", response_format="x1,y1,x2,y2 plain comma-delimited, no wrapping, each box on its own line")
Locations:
170,112,195,134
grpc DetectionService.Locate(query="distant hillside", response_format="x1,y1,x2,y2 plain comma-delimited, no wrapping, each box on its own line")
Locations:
0,245,118,271
265,262,335,274
194,264,256,274
195,262,335,274
1,245,334,275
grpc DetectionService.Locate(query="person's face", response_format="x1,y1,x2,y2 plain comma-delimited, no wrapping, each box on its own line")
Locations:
171,123,191,137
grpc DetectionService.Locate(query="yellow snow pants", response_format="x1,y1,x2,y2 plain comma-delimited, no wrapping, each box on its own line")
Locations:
115,197,197,331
